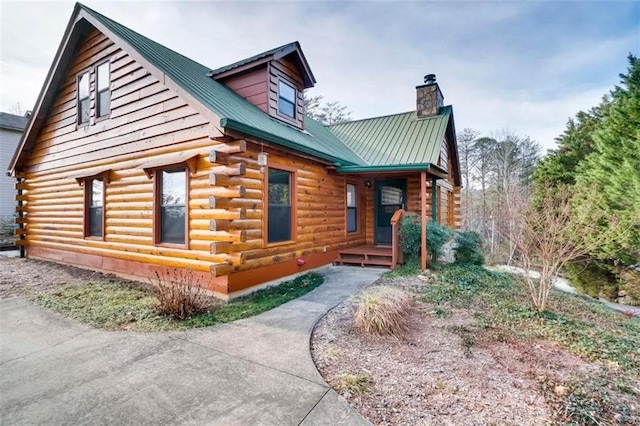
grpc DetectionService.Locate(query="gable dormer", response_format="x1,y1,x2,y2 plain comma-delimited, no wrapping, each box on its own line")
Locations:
207,42,316,130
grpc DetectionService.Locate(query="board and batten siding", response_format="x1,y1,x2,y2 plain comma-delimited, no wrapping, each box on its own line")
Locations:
0,128,22,220
267,57,305,129
219,67,269,113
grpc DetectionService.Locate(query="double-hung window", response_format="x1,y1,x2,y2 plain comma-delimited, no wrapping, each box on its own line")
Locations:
278,80,296,119
85,178,104,238
77,71,90,126
267,168,294,244
157,168,187,245
77,61,111,125
346,184,357,233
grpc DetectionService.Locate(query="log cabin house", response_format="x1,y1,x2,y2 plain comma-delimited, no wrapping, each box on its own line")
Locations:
8,3,462,298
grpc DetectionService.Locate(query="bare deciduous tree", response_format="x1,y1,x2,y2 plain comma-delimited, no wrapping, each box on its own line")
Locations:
303,93,352,125
505,185,620,312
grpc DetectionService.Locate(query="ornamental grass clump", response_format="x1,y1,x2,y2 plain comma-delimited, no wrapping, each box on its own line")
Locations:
352,285,412,338
153,268,212,320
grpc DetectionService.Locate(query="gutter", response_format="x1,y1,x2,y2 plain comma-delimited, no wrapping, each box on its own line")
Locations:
221,118,359,167
336,163,433,174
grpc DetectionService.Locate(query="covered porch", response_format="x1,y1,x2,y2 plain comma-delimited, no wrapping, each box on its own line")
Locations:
333,167,460,270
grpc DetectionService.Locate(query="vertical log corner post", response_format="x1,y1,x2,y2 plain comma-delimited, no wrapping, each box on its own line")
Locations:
208,139,248,276
420,171,427,271
15,173,26,258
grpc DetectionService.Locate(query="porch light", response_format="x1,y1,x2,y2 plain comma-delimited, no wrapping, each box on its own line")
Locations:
258,152,268,173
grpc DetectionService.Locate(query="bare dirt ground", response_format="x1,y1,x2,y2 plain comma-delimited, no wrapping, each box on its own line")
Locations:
311,277,599,426
0,256,123,299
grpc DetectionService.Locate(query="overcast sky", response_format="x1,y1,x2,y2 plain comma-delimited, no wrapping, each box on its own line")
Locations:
1,0,638,151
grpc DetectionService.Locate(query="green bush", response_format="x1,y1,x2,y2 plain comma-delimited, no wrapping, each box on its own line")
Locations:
453,231,485,265
399,216,453,263
565,259,618,301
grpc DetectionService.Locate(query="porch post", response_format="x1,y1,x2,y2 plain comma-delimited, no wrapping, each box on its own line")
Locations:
432,176,438,221
421,171,427,270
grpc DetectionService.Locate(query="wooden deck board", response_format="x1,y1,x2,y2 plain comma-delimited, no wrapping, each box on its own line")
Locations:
336,244,393,268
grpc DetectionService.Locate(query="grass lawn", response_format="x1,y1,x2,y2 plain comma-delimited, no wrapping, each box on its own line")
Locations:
33,272,324,332
419,264,640,424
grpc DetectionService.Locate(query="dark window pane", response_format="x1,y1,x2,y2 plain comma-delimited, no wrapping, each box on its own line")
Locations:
347,207,357,233
161,205,186,244
89,207,103,237
160,169,186,244
268,205,291,243
268,168,292,243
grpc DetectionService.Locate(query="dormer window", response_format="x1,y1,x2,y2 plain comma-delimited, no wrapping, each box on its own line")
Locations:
278,80,296,119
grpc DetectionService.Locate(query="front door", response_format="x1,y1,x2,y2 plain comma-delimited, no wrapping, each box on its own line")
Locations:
374,179,406,245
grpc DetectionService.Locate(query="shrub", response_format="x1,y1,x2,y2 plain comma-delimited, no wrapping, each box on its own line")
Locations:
153,268,212,320
565,259,618,301
332,372,372,395
399,216,453,262
0,217,16,237
453,231,485,265
352,285,412,338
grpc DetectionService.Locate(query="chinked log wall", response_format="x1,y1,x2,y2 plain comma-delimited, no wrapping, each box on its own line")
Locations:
20,29,367,295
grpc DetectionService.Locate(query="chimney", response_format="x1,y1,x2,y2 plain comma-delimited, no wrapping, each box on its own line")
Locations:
416,73,444,118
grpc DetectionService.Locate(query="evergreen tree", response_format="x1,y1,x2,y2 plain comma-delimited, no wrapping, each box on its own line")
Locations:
575,54,640,263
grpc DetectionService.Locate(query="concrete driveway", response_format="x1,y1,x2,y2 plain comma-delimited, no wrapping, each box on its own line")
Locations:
0,266,383,425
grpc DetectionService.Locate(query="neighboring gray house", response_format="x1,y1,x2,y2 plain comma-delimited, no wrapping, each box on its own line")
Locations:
1,112,29,222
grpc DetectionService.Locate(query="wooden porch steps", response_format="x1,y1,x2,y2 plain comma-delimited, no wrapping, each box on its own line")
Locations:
335,245,393,268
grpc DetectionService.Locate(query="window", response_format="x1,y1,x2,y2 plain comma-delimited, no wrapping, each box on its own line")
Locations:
267,168,293,243
157,169,187,245
86,178,104,237
278,80,296,119
346,183,357,233
96,62,110,118
77,71,90,126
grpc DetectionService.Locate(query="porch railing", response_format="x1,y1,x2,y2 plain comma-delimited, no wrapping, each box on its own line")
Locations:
390,209,405,269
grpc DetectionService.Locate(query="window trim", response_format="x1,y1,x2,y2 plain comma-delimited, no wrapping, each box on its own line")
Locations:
345,181,360,234
276,77,297,121
76,68,91,128
263,164,297,248
153,166,190,249
95,59,111,123
82,172,108,240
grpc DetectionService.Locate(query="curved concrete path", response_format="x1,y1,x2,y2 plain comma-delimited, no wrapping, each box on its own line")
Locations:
0,266,383,425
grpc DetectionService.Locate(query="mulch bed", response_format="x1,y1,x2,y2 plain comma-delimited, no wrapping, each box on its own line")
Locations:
311,277,599,425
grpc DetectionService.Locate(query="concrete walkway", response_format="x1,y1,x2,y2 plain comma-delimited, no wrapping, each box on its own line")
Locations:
0,266,383,425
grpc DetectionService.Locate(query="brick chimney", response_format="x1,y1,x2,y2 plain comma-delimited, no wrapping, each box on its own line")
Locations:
416,74,444,118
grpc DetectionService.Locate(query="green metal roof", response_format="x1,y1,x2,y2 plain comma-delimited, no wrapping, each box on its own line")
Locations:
207,41,316,89
328,107,452,166
80,4,363,166
77,4,453,172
